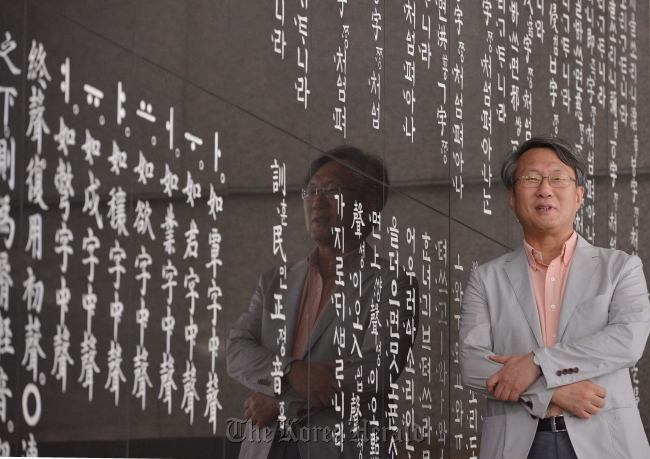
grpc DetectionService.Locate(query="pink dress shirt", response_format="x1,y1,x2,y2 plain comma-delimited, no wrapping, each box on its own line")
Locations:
291,246,359,359
523,231,578,417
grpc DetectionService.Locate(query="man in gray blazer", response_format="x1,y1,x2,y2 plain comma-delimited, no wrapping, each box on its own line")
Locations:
459,135,650,458
228,146,418,458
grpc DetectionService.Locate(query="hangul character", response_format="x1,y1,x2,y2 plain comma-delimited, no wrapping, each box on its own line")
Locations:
438,0,447,18
562,61,571,86
419,41,431,68
452,121,463,148
452,175,463,199
481,109,491,133
452,398,465,424
561,87,571,113
368,70,380,95
371,212,381,240
481,136,492,160
442,53,448,79
403,115,415,141
272,29,286,58
333,325,345,352
406,29,415,56
496,102,506,122
509,0,519,25
371,247,381,269
535,19,545,42
275,0,284,23
421,324,431,349
372,102,380,130
422,13,431,39
295,76,310,108
437,299,448,324
510,55,519,81
404,0,416,27
422,232,431,262
453,149,464,173
496,44,506,66
421,292,431,316
337,74,346,103
483,188,492,215
375,46,384,68
333,106,346,137
482,163,492,187
298,46,308,72
403,87,415,113
549,77,558,106
334,46,346,73
481,53,492,78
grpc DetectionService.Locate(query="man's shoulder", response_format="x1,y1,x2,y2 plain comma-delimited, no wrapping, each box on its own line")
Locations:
262,259,307,277
579,243,643,276
474,248,522,275
257,259,308,288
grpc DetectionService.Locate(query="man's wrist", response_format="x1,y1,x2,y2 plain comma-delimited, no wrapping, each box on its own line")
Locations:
282,362,293,390
532,352,543,375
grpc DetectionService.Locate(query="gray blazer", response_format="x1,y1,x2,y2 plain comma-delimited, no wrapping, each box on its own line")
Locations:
227,246,418,459
459,235,650,459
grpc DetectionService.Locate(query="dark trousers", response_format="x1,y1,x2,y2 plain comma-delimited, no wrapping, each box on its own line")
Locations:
527,431,579,459
266,424,301,459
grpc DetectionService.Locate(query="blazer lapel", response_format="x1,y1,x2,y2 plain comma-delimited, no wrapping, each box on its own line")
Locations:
283,260,308,354
557,236,599,341
504,246,544,348
301,248,375,360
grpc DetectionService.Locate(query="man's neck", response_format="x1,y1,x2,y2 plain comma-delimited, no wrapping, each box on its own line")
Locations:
524,230,574,265
315,241,361,276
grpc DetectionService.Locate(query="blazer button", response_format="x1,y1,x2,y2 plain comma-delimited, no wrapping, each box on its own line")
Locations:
562,369,568,375
526,401,533,409
568,368,574,374
531,414,537,419
573,367,579,373
556,370,562,377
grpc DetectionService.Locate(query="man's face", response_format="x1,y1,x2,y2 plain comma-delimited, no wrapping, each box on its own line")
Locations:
508,147,584,239
303,160,372,250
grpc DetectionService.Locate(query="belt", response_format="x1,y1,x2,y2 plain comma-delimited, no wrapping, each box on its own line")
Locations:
537,415,567,432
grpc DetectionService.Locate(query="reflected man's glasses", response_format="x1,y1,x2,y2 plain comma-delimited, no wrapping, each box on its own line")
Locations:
301,187,356,201
515,174,576,188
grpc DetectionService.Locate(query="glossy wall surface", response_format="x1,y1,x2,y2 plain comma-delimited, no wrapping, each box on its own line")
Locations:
0,0,648,457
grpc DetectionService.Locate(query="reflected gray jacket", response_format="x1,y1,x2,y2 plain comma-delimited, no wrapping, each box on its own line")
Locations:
227,246,418,459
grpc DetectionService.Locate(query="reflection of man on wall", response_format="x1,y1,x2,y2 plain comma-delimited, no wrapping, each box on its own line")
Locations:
228,146,419,458
459,136,650,458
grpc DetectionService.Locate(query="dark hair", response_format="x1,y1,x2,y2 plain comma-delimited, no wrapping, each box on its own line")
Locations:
500,135,588,188
305,145,390,211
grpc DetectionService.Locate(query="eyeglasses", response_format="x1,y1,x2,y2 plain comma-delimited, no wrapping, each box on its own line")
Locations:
515,174,577,188
301,187,357,201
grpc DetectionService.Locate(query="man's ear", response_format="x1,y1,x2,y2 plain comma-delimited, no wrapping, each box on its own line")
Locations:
508,187,516,212
575,185,585,209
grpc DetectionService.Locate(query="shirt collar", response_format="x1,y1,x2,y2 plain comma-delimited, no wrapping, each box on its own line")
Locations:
523,231,578,270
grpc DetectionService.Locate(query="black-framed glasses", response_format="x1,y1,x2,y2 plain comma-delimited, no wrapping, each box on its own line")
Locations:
301,187,357,201
515,174,577,188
